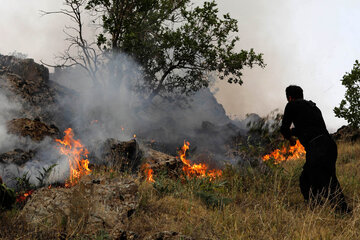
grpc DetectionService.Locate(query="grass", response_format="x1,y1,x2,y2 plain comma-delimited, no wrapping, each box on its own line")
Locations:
1,141,360,239
123,141,360,239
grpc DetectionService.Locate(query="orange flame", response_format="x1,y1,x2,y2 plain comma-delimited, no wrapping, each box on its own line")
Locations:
16,189,35,203
142,163,155,183
55,128,91,187
179,141,222,180
262,140,306,164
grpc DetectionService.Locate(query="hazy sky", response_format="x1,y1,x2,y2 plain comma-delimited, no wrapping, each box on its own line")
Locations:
1,0,358,131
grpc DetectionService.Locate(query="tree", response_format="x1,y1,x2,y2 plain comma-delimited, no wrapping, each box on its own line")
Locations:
50,0,264,99
334,60,360,128
86,0,265,100
42,0,102,87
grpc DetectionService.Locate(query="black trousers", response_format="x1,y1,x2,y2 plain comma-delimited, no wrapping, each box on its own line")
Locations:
299,135,348,210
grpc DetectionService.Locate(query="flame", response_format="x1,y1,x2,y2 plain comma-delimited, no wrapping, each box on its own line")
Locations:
262,140,306,164
55,128,91,187
16,189,35,203
141,163,155,183
179,141,222,180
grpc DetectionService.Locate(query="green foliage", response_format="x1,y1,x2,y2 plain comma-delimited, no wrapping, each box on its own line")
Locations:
0,183,16,210
151,172,232,209
36,164,57,187
85,0,265,99
334,60,360,128
14,172,35,192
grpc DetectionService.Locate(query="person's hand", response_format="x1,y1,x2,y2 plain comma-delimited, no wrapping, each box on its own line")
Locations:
289,136,297,146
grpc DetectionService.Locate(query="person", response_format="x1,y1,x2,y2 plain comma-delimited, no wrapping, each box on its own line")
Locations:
280,85,349,213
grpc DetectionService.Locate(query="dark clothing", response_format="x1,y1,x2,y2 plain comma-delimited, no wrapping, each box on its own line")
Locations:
280,99,328,150
280,99,348,211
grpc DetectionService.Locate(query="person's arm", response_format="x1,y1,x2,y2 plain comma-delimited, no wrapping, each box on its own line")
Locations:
280,103,297,145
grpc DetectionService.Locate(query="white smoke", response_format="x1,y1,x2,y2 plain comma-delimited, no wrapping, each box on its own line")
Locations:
0,84,69,187
54,53,241,162
0,52,245,187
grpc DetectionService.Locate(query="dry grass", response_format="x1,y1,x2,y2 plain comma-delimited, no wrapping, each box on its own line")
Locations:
124,141,360,240
1,141,360,239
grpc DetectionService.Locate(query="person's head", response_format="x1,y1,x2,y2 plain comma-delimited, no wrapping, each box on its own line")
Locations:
285,85,303,101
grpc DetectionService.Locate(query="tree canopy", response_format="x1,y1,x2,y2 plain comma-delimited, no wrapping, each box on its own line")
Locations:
334,60,360,128
54,0,265,100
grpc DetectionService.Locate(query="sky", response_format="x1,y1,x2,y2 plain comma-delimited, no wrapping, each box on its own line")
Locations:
0,0,358,132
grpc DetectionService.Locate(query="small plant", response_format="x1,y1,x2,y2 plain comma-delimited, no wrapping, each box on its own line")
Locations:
13,172,35,193
36,164,57,187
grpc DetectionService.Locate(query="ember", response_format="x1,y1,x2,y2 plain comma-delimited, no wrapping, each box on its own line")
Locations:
55,128,91,187
179,141,222,180
16,189,35,203
262,140,306,164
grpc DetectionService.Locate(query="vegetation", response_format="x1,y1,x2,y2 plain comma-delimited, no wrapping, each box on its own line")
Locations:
334,60,360,128
1,140,360,239
46,0,265,99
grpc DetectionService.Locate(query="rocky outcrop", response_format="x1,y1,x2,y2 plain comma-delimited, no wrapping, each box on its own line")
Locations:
94,139,143,172
0,56,54,113
143,148,183,179
0,149,35,166
0,54,77,128
332,125,360,142
7,118,60,141
21,175,139,236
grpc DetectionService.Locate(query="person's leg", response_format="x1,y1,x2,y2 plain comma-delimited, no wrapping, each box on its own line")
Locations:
314,136,350,213
300,166,311,201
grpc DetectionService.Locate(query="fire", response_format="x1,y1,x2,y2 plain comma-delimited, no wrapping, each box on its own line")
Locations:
55,128,91,187
141,163,155,183
16,189,35,203
179,141,222,180
262,140,306,164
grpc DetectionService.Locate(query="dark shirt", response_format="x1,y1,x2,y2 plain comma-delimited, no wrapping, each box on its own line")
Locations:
280,99,329,149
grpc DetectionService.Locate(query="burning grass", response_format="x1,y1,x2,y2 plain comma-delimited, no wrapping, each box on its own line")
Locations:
124,141,360,239
55,128,91,187
2,141,360,239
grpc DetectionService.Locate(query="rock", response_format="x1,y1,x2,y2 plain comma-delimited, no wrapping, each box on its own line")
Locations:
0,54,77,128
332,125,360,142
0,149,35,166
145,231,193,240
21,175,139,236
96,139,142,172
0,55,49,85
7,118,60,141
143,148,183,179
0,59,54,107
